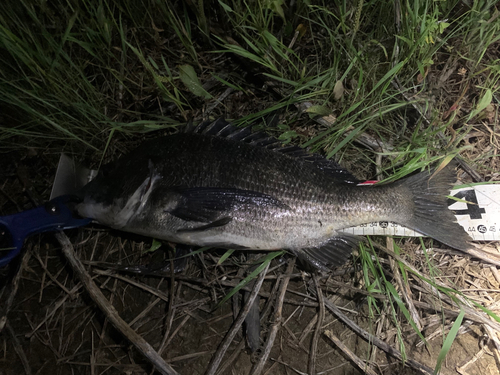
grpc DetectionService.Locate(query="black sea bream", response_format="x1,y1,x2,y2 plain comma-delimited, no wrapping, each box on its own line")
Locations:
76,119,471,270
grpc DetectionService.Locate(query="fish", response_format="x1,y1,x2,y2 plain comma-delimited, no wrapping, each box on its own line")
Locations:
75,118,471,271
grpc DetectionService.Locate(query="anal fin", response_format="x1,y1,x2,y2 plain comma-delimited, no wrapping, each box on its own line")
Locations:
296,234,361,272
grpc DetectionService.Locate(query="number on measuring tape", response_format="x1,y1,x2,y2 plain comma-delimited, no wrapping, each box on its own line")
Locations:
447,189,486,220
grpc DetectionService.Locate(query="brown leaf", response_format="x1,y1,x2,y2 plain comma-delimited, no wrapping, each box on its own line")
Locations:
333,80,344,101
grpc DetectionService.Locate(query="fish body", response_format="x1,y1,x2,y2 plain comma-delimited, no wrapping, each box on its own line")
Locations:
76,119,470,270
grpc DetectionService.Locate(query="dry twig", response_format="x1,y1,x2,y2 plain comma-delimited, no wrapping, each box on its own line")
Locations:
324,330,378,375
215,339,246,375
374,242,500,332
308,275,324,375
386,238,422,330
250,258,295,375
308,285,434,375
6,321,32,375
205,262,270,375
0,244,31,333
55,232,179,375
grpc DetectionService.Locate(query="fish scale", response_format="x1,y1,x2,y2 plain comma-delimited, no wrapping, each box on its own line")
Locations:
76,119,471,271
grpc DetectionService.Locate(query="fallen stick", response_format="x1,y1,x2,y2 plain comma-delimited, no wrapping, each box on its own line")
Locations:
308,285,434,375
0,244,31,333
324,330,378,375
373,242,500,332
308,275,324,375
249,258,295,375
6,321,32,375
55,232,179,375
205,262,270,375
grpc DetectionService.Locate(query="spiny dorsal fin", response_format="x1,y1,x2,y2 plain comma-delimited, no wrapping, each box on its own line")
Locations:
187,118,358,184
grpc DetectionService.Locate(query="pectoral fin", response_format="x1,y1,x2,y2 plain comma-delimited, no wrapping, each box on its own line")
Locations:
177,217,232,233
165,187,289,223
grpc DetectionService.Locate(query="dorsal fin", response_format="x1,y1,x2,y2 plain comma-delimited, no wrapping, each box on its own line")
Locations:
187,118,358,184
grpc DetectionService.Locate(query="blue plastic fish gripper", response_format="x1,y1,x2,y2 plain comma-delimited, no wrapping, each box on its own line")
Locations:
0,195,91,267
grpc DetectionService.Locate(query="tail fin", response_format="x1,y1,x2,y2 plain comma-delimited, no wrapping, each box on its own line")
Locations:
399,162,471,251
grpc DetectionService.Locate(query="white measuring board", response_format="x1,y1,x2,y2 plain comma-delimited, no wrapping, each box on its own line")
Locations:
339,184,500,242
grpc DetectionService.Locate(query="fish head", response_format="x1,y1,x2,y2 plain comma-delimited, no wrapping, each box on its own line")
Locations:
76,158,160,229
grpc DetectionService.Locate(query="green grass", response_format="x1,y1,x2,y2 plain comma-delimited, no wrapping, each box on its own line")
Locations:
1,1,497,163
358,237,500,371
1,0,499,370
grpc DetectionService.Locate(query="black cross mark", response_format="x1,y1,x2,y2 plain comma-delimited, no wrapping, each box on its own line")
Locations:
447,189,486,220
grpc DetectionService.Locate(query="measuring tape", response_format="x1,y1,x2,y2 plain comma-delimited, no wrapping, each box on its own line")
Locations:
340,184,500,241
